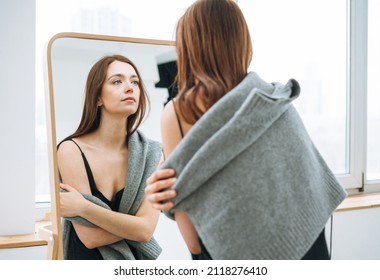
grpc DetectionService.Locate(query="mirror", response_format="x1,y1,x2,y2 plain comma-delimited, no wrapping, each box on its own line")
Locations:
44,32,179,259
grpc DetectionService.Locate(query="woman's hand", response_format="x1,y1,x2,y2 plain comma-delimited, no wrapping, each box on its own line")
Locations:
60,183,87,217
145,169,177,211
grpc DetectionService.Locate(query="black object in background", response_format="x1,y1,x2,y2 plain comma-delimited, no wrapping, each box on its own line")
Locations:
155,60,178,106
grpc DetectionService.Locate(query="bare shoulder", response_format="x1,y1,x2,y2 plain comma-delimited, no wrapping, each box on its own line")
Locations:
161,100,176,125
161,100,182,139
160,100,182,157
57,140,82,163
57,139,90,192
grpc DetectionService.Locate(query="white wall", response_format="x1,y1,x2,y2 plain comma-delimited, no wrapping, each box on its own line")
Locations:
0,0,36,235
332,208,380,259
0,246,46,260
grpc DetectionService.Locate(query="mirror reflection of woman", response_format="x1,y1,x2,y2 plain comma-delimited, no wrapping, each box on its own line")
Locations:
58,55,162,260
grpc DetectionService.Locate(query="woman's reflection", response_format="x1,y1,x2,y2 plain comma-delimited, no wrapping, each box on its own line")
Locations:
57,54,162,260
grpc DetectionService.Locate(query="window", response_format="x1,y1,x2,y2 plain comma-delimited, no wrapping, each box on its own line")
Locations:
367,0,380,181
239,0,380,192
239,0,347,174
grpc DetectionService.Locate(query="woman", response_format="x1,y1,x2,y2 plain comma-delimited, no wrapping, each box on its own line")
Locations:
58,54,162,260
145,0,346,260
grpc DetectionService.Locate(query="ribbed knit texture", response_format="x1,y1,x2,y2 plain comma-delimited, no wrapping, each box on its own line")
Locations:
62,130,162,260
162,72,347,259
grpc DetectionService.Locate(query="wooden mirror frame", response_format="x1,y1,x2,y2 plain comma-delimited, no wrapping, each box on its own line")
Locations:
44,32,174,259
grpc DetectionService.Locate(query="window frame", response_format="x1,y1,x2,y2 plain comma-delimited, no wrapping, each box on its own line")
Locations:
337,0,368,192
338,0,380,194
342,0,380,194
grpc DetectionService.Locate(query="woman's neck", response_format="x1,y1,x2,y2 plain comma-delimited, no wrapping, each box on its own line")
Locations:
91,115,128,151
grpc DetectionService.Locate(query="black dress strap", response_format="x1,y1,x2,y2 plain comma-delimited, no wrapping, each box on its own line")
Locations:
172,101,184,138
162,101,184,162
57,138,97,194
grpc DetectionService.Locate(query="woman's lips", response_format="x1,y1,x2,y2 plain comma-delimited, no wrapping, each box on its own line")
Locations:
122,97,136,102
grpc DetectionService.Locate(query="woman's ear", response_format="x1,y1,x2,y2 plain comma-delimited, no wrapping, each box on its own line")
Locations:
97,98,103,107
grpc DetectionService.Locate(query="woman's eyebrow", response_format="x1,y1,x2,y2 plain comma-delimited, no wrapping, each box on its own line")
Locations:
107,73,124,81
107,74,139,80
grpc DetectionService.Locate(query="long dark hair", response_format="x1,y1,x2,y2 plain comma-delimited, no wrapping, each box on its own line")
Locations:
175,0,252,124
65,54,149,142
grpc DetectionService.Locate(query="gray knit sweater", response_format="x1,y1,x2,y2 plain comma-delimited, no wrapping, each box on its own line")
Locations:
162,72,347,260
62,131,162,260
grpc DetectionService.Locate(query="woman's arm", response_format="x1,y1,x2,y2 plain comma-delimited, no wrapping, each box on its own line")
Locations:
59,140,120,248
58,141,160,248
60,183,160,243
159,101,202,254
145,171,202,254
69,223,122,249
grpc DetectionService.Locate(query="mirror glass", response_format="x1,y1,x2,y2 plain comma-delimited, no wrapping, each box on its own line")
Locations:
50,33,176,143
45,32,188,259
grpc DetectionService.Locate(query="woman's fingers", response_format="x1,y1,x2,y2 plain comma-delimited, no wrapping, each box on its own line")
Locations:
145,178,177,195
145,170,177,195
147,189,176,203
60,183,79,193
146,169,175,185
60,183,72,191
146,189,176,211
145,169,177,211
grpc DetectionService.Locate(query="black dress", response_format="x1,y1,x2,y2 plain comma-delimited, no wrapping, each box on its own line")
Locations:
191,238,212,260
301,228,330,260
58,139,132,260
191,228,329,260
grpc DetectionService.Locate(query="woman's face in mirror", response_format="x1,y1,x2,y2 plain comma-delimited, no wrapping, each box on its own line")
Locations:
99,61,141,117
